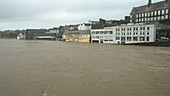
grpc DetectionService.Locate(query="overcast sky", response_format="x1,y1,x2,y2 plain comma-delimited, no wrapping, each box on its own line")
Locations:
0,0,162,30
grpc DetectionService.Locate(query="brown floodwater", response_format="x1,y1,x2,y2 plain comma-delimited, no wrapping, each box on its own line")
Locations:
0,39,170,96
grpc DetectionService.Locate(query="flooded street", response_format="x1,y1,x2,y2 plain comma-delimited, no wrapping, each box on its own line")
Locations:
0,39,170,96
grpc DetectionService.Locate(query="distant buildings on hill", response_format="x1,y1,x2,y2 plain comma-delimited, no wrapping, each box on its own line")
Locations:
12,0,170,45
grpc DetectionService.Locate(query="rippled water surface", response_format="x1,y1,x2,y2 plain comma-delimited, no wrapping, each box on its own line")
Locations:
0,39,170,96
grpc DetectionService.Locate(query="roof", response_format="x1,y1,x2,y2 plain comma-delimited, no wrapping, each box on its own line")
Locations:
131,1,169,14
83,23,91,26
26,29,47,33
63,30,90,35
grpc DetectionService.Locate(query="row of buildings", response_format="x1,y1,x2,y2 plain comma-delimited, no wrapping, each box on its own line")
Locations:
20,0,170,45
62,23,156,44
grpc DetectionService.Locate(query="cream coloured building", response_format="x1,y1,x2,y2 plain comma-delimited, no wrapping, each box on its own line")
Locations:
91,23,156,44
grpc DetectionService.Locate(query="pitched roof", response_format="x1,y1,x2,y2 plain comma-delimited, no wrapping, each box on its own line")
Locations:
131,1,169,14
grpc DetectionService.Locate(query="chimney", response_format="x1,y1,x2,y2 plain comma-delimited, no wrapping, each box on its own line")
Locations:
148,0,152,7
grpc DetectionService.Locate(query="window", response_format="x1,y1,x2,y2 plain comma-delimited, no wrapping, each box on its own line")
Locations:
154,17,157,20
148,12,150,16
96,36,99,39
136,14,138,18
116,37,120,40
140,32,142,35
133,37,138,41
130,15,132,18
92,31,95,34
127,37,132,41
147,37,149,41
96,31,99,34
155,11,157,16
145,13,147,17
165,15,168,19
145,18,147,21
100,31,103,34
142,13,144,17
147,27,150,30
166,9,168,14
134,32,136,35
140,37,145,41
162,16,164,19
130,20,132,23
140,27,142,30
143,27,145,30
104,31,108,34
158,16,160,20
136,19,138,22
109,31,113,34
162,10,165,15
147,32,149,35
136,27,138,30
148,18,150,21
158,10,161,15
151,12,153,16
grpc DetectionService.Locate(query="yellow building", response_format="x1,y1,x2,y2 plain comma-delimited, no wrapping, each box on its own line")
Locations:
62,30,90,43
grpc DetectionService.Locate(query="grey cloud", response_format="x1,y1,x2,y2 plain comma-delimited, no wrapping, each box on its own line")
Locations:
0,0,163,30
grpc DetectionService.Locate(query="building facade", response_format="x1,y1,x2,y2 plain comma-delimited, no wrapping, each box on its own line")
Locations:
62,30,91,43
130,0,170,23
25,29,48,40
91,23,156,44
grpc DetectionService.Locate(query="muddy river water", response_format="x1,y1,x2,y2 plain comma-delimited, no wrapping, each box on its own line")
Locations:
0,39,170,96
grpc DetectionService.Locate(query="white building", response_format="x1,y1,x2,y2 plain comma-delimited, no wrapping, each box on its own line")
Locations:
78,23,91,30
17,33,25,40
91,23,156,44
